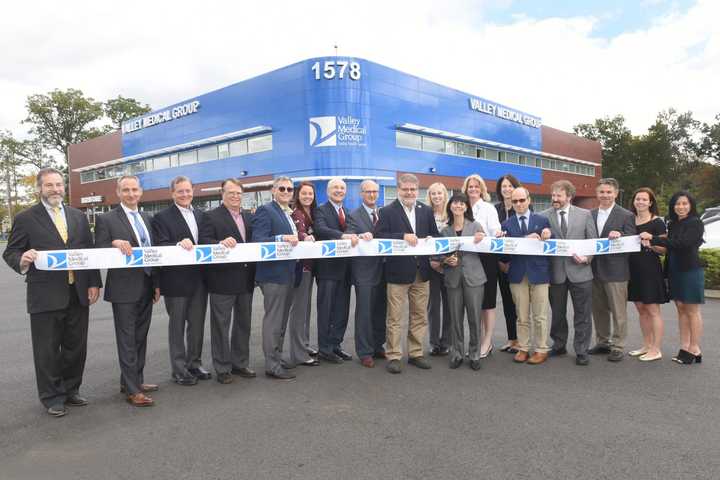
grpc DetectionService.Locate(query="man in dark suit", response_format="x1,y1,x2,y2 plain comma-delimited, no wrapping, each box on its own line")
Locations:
541,180,598,366
251,176,299,380
3,167,102,417
198,178,256,384
347,179,386,368
499,187,553,365
314,178,359,364
589,178,637,361
375,173,440,374
151,175,210,386
95,175,160,407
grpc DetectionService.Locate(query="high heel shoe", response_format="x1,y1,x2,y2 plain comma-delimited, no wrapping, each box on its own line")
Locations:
672,349,695,365
694,353,702,364
480,344,494,359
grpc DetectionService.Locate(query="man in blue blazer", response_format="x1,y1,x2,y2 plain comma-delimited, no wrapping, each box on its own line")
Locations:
252,177,299,380
499,187,553,365
375,173,440,374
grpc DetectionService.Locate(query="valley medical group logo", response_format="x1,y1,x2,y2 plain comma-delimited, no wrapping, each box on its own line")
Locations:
309,115,366,147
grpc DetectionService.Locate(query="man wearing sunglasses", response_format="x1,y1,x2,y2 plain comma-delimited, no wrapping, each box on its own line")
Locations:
252,177,300,380
498,188,553,365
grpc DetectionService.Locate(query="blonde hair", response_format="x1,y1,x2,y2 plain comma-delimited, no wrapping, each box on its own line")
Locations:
426,182,449,221
462,174,491,202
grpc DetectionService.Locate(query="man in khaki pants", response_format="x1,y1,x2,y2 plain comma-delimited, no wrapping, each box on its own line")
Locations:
374,174,440,374
498,188,553,365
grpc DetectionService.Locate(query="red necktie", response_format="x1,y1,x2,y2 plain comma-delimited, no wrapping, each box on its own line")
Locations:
338,207,346,231
371,210,378,226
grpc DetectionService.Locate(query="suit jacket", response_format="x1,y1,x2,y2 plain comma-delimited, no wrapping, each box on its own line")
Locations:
151,204,206,297
540,205,598,284
198,205,255,295
94,207,158,303
501,212,552,284
590,204,636,282
251,201,296,285
347,205,383,286
313,202,350,281
3,203,102,314
374,199,440,284
439,220,487,288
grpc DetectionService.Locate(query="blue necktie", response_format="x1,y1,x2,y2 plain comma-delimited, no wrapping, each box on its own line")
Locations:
130,211,150,247
519,215,527,236
130,211,152,276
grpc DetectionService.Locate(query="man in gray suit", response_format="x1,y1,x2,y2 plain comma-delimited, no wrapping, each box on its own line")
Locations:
347,179,387,368
589,178,637,362
541,180,598,366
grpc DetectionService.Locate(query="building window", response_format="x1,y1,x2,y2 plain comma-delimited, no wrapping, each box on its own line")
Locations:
197,145,218,163
154,155,170,170
218,143,230,159
248,134,272,153
178,150,197,166
422,136,445,153
396,131,422,150
230,139,248,156
80,171,94,183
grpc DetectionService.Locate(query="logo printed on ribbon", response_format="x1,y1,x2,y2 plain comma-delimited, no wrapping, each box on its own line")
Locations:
260,244,277,260
321,242,337,257
543,240,557,255
125,249,144,266
595,239,610,253
47,252,68,269
195,246,213,263
309,116,337,147
434,239,451,254
490,238,505,253
377,240,393,255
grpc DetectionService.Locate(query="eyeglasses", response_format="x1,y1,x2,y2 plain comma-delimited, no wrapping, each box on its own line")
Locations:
277,186,294,193
362,190,379,194
511,198,528,204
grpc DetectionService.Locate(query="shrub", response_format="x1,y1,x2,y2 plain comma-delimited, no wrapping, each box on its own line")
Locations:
700,248,720,290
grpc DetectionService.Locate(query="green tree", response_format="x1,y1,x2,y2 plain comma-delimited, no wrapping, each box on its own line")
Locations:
700,114,720,163
23,88,105,165
104,95,151,130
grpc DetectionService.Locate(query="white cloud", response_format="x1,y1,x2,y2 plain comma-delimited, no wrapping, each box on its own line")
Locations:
0,0,718,140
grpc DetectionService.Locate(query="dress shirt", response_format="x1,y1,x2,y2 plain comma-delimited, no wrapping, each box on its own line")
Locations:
176,203,199,243
402,201,416,233
596,204,614,236
41,199,67,226
275,202,298,242
121,203,152,247
363,204,378,228
471,200,501,237
227,208,246,242
555,205,570,227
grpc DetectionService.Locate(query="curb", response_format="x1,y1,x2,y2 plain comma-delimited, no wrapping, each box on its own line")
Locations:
706,289,720,299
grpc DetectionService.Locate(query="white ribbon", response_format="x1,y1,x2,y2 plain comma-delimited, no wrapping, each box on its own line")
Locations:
34,236,641,271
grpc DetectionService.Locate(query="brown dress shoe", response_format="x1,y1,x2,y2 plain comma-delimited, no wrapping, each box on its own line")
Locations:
360,357,375,368
527,352,548,365
127,393,154,407
513,351,529,363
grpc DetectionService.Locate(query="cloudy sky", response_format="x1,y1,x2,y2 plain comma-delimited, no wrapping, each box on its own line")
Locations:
1,0,718,139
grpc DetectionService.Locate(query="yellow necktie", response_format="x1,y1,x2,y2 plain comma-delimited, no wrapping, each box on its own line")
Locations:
52,207,74,284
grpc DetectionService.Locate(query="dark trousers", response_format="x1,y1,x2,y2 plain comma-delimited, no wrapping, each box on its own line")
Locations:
428,269,450,349
316,276,351,355
353,282,387,358
164,284,208,376
498,270,518,340
111,275,154,395
549,279,593,356
209,291,253,374
29,286,88,408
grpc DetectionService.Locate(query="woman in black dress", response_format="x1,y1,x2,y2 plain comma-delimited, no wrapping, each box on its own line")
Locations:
639,191,705,365
627,188,667,362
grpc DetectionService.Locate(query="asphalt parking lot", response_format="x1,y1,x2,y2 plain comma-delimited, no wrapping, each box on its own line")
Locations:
0,252,718,480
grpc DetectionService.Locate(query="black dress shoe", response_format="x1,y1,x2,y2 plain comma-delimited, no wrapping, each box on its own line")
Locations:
333,349,353,361
607,350,624,362
318,351,343,364
299,358,319,366
216,372,233,384
549,347,567,357
575,354,590,366
588,344,611,355
65,394,89,407
449,358,463,369
231,367,257,378
430,346,441,356
307,347,319,357
408,356,432,369
188,367,212,380
265,370,296,380
386,359,402,374
470,359,482,371
172,373,198,386
47,405,67,417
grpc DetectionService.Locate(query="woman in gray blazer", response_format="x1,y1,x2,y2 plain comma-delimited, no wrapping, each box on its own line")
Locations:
439,193,487,370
